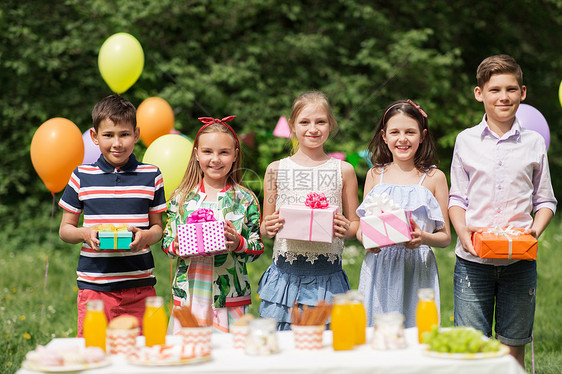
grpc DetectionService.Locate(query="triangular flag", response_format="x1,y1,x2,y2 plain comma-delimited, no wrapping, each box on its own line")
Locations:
240,132,255,148
273,116,292,138
327,152,346,160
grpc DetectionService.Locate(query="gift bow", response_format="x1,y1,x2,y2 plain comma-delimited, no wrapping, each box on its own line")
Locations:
305,192,329,209
485,225,521,259
361,193,401,216
186,208,217,223
96,223,129,232
95,224,129,249
185,208,218,255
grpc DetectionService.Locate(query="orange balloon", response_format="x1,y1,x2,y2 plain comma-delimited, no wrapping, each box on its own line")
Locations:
30,118,84,193
136,97,175,146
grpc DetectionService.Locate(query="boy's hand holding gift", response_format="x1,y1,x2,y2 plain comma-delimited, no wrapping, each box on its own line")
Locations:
177,209,228,257
278,192,339,243
357,193,413,249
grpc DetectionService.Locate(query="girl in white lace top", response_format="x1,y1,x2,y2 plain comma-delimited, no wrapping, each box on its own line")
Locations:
257,91,360,330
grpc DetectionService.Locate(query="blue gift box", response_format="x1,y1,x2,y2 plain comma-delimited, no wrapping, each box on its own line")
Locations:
98,231,133,250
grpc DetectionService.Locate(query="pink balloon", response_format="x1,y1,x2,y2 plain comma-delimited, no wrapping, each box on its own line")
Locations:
516,104,550,150
82,128,101,164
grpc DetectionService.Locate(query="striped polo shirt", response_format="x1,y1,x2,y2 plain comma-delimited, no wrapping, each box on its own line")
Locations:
59,154,167,291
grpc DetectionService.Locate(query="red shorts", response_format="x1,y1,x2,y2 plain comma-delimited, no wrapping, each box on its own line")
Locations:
77,286,156,337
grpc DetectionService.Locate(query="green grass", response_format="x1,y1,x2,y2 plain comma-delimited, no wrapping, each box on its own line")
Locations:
1,215,561,373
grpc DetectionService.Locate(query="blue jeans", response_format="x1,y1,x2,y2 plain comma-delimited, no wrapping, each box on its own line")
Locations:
453,256,536,346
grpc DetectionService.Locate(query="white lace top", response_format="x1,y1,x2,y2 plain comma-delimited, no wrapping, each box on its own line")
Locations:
273,157,344,264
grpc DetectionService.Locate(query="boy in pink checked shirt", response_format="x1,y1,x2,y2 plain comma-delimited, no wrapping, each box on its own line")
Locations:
448,54,557,368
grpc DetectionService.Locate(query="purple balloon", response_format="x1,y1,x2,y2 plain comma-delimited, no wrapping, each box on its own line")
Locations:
82,128,101,164
516,103,550,150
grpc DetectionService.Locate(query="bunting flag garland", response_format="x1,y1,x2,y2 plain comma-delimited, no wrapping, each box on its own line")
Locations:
273,116,291,138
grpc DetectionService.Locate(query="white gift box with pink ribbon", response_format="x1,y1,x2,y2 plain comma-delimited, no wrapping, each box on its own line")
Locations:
177,208,227,257
358,193,412,249
278,192,338,243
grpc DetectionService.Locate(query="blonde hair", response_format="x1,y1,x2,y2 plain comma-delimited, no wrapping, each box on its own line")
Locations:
476,54,523,88
288,91,338,135
171,122,242,216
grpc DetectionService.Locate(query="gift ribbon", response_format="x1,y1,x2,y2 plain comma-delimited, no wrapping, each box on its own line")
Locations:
186,209,217,254
360,193,401,216
96,224,128,249
362,211,412,247
305,193,329,241
305,192,329,209
186,208,216,223
485,225,521,259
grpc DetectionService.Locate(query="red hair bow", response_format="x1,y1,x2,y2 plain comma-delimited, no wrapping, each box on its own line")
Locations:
195,115,239,146
406,100,427,118
197,116,237,125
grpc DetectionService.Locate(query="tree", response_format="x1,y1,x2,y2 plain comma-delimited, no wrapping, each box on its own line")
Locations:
1,0,560,235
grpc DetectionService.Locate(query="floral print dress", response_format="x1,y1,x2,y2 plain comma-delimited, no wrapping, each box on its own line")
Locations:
162,183,263,332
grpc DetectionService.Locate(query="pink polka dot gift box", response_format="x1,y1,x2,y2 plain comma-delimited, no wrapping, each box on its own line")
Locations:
177,208,227,257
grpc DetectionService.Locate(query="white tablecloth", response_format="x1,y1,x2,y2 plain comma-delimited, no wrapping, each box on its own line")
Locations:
17,328,526,374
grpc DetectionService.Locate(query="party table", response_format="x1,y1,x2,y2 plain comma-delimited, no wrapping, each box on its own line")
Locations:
17,328,526,374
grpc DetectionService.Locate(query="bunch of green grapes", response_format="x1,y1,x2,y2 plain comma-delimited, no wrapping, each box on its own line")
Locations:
422,326,502,353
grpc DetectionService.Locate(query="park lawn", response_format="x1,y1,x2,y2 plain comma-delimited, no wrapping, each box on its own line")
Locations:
1,217,561,373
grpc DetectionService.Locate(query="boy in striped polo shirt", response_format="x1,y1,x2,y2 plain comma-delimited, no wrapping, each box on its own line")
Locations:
59,95,167,336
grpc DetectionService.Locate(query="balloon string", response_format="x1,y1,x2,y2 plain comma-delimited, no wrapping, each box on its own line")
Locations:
148,54,211,116
40,192,55,326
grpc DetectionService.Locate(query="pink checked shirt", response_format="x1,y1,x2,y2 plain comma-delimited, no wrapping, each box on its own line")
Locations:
449,116,557,265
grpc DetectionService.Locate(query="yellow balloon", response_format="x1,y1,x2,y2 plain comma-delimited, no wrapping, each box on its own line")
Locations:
559,80,562,109
142,134,192,199
98,33,144,94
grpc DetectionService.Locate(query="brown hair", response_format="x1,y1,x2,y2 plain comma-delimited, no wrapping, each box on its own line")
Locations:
368,100,437,172
91,94,137,131
171,122,242,215
288,91,338,135
476,54,523,88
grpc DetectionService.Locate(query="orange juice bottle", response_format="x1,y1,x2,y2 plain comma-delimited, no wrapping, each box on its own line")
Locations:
331,294,355,351
347,291,367,345
416,288,439,343
83,299,107,351
143,296,167,347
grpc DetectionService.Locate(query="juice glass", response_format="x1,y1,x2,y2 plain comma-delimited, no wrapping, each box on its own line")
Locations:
83,299,107,351
331,294,354,351
347,291,366,345
416,288,439,343
143,296,168,347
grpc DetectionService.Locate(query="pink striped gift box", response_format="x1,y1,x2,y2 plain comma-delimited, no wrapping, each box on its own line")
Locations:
360,210,412,248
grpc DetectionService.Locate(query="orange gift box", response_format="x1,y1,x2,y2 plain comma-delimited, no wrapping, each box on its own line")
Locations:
472,227,537,260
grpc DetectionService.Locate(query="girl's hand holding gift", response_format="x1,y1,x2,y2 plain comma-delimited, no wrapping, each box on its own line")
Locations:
224,220,241,252
333,213,351,238
262,210,285,239
404,218,422,249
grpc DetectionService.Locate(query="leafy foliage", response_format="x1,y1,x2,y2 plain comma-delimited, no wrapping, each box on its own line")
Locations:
1,0,560,219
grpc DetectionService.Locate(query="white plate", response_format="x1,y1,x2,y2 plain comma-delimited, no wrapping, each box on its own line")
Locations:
127,354,211,367
422,344,509,360
21,359,111,373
